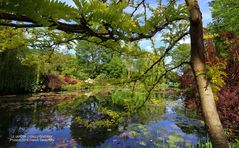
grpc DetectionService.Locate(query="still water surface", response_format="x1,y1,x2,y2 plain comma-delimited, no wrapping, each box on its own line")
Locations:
0,93,207,147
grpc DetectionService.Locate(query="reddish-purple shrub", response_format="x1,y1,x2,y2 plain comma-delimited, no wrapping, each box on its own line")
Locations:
44,74,65,91
63,75,77,84
179,32,239,138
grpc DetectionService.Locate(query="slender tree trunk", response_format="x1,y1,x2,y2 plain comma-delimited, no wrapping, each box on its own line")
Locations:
185,0,229,147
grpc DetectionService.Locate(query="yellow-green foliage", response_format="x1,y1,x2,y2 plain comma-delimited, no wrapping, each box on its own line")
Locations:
62,84,78,91
74,107,121,129
203,33,219,39
0,27,26,52
90,119,114,128
150,98,166,105
111,91,146,112
75,117,83,124
206,62,227,101
99,108,120,121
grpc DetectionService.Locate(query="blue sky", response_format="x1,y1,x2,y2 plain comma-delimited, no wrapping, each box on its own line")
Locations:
199,0,213,26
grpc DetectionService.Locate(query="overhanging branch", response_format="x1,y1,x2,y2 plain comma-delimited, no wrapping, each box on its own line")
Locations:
0,22,41,28
143,31,189,75
0,12,185,42
137,61,191,110
129,17,185,41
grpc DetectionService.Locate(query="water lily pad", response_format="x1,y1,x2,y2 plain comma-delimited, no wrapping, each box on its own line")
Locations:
168,135,184,144
139,141,146,146
129,130,139,137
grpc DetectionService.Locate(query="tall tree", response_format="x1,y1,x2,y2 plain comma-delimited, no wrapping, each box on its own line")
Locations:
185,0,228,147
0,27,37,94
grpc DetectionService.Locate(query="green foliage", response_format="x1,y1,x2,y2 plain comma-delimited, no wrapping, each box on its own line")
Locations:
95,73,109,82
206,62,227,101
102,56,124,78
0,46,37,94
99,107,120,121
197,137,239,148
209,0,239,35
0,27,26,52
198,141,213,148
230,139,239,148
170,43,190,67
73,0,137,36
168,135,184,145
0,27,39,94
74,108,119,128
0,0,189,42
0,0,190,96
61,84,78,92
76,40,113,78
0,26,82,94
111,91,146,112
0,0,75,25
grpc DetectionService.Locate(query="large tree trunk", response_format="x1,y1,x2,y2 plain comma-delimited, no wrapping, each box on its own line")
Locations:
185,0,229,147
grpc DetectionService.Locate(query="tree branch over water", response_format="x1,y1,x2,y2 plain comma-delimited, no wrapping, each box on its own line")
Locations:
143,32,189,75
136,61,191,110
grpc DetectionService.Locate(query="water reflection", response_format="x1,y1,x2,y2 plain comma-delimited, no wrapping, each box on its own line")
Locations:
0,93,207,147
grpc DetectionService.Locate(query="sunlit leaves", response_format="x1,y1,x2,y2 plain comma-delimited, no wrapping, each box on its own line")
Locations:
206,62,227,101
0,27,26,52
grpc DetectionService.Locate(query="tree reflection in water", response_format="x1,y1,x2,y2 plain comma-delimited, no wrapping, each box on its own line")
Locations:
0,93,207,147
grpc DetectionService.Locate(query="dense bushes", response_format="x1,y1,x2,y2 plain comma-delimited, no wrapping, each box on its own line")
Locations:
0,48,38,95
179,32,239,139
216,33,239,139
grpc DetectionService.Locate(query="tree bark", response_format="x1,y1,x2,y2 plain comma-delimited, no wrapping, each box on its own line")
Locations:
185,0,229,147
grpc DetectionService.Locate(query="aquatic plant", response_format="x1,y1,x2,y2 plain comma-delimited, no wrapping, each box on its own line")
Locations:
111,91,146,112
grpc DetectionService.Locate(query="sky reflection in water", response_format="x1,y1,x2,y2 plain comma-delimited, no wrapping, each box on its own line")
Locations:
0,95,207,148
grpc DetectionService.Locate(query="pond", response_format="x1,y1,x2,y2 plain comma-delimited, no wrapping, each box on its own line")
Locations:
0,92,208,148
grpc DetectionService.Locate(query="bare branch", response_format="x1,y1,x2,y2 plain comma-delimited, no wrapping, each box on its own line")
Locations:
0,13,37,23
0,22,41,28
131,0,145,17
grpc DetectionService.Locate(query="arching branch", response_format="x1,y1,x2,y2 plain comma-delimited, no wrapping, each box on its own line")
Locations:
0,12,185,42
143,32,189,75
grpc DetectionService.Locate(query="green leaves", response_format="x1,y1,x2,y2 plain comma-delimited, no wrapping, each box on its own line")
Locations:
0,0,75,25
73,0,138,36
209,0,239,35
0,27,26,52
206,62,227,101
170,43,190,67
0,27,37,93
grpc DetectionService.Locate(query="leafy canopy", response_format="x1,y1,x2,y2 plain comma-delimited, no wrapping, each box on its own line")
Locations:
209,0,239,35
0,0,189,42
